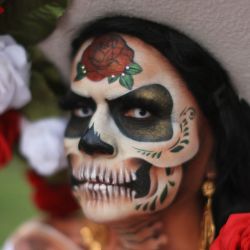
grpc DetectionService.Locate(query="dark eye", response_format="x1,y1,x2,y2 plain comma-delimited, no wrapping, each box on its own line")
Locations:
73,106,94,118
124,108,152,119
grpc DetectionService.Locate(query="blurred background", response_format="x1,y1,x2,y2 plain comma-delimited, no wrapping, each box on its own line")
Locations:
0,0,70,244
0,156,38,243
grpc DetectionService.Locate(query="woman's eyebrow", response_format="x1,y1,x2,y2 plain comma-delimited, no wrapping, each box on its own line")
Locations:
107,84,173,107
59,91,93,110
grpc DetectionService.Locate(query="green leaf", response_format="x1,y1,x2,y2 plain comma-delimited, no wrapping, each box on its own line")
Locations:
170,145,184,153
125,62,143,75
156,152,162,159
143,203,149,211
150,196,157,211
160,185,168,204
74,62,86,81
168,181,175,187
0,0,68,45
28,47,67,96
108,75,119,84
135,204,142,210
22,70,63,120
119,74,134,90
180,139,189,145
165,168,171,176
152,152,157,158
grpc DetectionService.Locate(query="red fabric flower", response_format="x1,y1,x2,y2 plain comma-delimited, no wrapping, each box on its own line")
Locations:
27,170,79,217
0,6,4,14
210,213,250,250
0,110,20,167
82,33,134,81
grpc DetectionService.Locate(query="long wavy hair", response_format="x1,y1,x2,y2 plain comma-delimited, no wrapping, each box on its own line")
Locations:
71,15,250,233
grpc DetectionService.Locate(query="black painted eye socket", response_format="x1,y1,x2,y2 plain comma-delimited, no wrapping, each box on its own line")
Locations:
61,91,96,138
108,84,174,142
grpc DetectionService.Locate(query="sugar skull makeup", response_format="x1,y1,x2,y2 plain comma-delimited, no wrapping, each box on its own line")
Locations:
64,33,201,223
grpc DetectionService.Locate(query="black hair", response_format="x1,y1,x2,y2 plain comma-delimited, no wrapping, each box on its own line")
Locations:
71,15,250,232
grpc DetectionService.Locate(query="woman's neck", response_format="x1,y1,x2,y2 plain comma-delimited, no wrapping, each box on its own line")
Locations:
106,197,202,250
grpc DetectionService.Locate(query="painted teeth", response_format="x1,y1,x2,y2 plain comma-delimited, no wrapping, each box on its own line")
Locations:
82,183,133,200
74,164,137,184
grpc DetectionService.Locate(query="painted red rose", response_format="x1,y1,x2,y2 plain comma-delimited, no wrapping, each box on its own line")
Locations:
82,33,134,81
0,110,20,167
27,170,80,217
210,213,250,250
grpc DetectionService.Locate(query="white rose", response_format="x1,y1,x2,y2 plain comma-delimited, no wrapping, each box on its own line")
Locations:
19,117,68,176
0,35,31,114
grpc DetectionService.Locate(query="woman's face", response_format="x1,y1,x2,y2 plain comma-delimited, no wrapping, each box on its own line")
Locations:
64,33,211,223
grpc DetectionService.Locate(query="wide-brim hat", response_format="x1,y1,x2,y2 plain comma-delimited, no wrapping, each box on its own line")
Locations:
39,0,250,100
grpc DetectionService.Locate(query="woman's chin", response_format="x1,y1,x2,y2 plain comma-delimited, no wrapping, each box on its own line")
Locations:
79,197,138,223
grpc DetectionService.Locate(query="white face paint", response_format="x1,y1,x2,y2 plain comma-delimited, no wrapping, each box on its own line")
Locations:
64,34,201,223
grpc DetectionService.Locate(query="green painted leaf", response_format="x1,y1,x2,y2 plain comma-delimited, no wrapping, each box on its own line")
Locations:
165,168,171,176
184,127,189,132
170,145,184,153
168,181,175,187
119,74,134,90
125,62,143,75
156,152,162,159
180,139,189,145
182,119,188,126
143,203,149,211
184,133,189,137
160,185,168,204
152,152,157,158
108,75,119,83
74,62,86,81
150,196,157,211
135,204,142,210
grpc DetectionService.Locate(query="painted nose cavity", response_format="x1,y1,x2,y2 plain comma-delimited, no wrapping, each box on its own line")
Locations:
78,125,114,155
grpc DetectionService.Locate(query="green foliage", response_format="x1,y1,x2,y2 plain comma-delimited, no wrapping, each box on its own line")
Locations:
133,147,162,159
160,184,168,204
75,62,87,81
108,75,119,84
149,196,157,211
0,0,68,46
125,62,143,75
21,47,67,120
119,74,134,90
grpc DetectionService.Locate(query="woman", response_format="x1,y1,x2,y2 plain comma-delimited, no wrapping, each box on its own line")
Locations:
6,16,250,250
62,16,250,249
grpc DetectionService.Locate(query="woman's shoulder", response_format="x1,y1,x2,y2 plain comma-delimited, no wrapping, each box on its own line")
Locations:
2,219,84,250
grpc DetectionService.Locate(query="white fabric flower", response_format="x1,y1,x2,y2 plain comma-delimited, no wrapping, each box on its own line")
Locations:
0,35,31,114
20,117,68,176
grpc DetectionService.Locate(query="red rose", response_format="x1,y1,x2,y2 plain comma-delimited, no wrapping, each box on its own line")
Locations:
0,6,4,14
0,110,20,167
27,170,80,217
210,213,250,250
82,33,134,81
